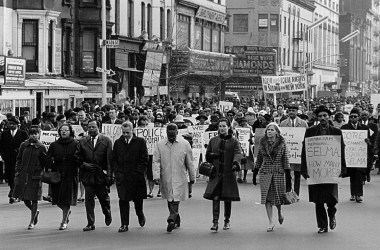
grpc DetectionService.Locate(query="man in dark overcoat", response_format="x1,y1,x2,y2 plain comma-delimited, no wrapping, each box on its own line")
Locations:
0,116,28,203
75,119,113,231
341,108,370,203
301,105,347,234
112,121,149,232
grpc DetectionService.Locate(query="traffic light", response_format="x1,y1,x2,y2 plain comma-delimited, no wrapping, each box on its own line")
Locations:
337,59,340,67
344,58,348,67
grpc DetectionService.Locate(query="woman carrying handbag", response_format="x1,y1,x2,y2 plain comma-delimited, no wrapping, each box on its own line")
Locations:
254,122,291,232
203,118,242,232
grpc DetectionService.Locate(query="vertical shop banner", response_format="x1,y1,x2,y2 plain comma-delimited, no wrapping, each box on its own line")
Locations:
235,128,250,156
40,131,59,150
135,127,166,155
102,124,122,146
305,136,342,185
281,127,306,164
342,130,367,168
218,101,233,113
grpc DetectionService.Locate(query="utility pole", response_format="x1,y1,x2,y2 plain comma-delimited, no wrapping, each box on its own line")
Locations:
101,0,107,105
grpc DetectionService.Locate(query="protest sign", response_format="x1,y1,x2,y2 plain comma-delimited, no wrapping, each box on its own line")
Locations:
135,127,166,155
102,124,122,146
72,125,85,139
188,125,206,150
192,148,201,172
261,74,306,93
40,130,59,150
305,135,341,185
204,131,219,146
254,128,266,158
281,127,306,164
218,101,233,113
236,128,250,156
342,130,367,168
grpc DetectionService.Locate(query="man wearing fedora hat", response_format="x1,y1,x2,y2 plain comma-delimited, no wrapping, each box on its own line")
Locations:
0,116,28,203
301,105,347,234
196,114,208,125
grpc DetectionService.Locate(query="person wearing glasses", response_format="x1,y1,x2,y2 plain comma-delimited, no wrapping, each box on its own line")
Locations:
341,108,370,203
301,106,347,234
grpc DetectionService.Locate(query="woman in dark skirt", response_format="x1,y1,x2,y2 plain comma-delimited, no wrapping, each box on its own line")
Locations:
47,124,79,230
203,118,242,232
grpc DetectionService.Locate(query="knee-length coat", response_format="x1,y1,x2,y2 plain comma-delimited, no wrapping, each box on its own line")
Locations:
13,140,47,201
112,135,148,201
255,135,290,205
47,137,79,206
203,133,242,201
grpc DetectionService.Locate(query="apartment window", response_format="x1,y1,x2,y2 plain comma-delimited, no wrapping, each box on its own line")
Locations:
258,14,268,29
203,21,212,51
167,9,172,39
147,4,152,38
160,7,165,39
194,19,203,50
22,19,38,72
63,26,72,75
82,30,96,73
48,20,53,72
141,2,145,33
233,14,248,33
270,14,279,32
283,48,286,65
284,17,286,34
177,14,190,48
127,0,134,36
287,49,290,66
212,26,221,53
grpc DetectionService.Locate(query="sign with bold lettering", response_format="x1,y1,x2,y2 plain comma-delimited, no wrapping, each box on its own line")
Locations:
236,128,250,156
135,127,166,155
196,7,226,24
40,131,59,150
305,135,342,185
218,101,233,113
187,125,206,150
342,130,367,168
234,53,276,75
204,131,219,147
101,124,122,146
261,74,306,93
281,127,306,164
5,57,26,85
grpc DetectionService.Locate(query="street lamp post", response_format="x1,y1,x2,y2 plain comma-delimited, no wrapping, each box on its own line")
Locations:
101,0,107,105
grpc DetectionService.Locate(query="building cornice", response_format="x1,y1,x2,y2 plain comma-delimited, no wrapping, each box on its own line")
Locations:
288,0,316,12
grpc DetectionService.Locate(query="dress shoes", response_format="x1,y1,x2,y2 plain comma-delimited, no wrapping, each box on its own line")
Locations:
210,222,218,231
118,225,128,233
34,210,40,225
223,221,230,230
83,225,95,232
350,196,355,201
138,214,146,227
279,215,284,225
105,211,112,226
356,196,363,203
329,217,336,230
27,223,34,230
317,228,328,234
167,221,175,232
9,197,15,204
59,223,67,230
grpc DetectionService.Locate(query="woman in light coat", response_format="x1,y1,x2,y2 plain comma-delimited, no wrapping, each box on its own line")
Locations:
255,122,291,232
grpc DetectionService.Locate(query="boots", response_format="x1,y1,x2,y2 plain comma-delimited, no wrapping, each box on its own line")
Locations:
211,200,220,231
223,201,231,230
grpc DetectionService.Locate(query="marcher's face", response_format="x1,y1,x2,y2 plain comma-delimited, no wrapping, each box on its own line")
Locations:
317,111,329,126
218,121,229,135
336,116,344,122
122,126,133,140
88,121,99,137
78,111,86,121
288,108,297,119
361,113,368,121
179,110,185,116
167,129,177,143
60,125,70,139
29,133,39,143
109,109,117,119
8,121,17,130
368,106,374,113
266,125,277,138
349,113,359,124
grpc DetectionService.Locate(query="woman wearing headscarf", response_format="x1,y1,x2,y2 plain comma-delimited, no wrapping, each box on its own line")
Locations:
254,122,291,232
47,123,79,230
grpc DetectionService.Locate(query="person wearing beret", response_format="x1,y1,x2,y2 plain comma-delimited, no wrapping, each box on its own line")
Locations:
301,106,347,234
341,108,370,203
0,116,29,204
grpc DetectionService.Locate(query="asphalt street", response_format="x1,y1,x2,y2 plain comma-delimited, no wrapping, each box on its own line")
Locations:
1,172,380,250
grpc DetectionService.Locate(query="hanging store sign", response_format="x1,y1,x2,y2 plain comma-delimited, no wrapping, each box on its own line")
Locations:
261,74,307,93
4,57,26,85
196,7,226,25
234,53,276,75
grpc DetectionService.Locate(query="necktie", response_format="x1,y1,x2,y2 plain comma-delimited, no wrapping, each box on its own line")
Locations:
91,137,95,147
292,120,295,127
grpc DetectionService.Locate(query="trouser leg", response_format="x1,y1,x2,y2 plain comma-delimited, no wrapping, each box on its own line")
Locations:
134,199,144,217
119,200,130,226
167,201,179,223
327,203,337,219
294,171,301,196
315,203,328,229
95,184,111,216
224,201,231,223
84,185,96,225
212,199,220,223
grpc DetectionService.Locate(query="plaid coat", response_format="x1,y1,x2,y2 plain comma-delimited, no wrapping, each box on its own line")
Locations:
255,135,290,205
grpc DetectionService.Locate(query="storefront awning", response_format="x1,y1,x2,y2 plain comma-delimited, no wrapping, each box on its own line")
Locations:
2,78,88,91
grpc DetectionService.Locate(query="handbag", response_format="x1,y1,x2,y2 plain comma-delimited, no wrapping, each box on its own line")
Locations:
284,190,299,205
41,171,61,184
199,162,216,178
